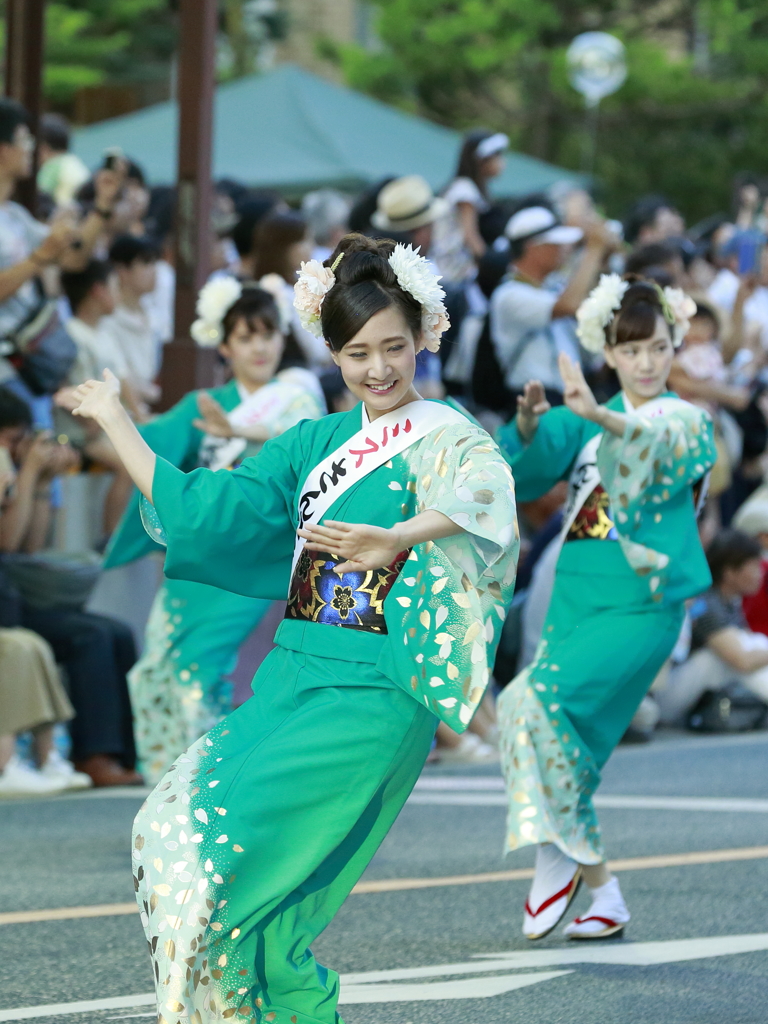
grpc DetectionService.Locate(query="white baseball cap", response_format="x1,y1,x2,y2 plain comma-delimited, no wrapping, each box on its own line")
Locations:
504,205,583,246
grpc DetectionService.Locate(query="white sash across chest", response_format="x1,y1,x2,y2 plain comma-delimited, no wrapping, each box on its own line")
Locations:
290,399,468,576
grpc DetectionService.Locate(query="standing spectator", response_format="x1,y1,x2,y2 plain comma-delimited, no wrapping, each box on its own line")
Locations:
104,234,160,411
0,386,141,787
624,194,685,246
231,192,283,279
301,189,350,263
625,241,685,285
252,210,331,369
489,206,614,404
36,113,90,210
431,129,508,284
655,530,768,724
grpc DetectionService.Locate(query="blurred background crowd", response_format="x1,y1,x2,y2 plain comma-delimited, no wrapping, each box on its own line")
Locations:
5,0,768,795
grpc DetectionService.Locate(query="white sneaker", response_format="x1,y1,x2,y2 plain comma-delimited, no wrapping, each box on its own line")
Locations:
523,844,581,940
0,754,68,797
40,749,92,790
564,876,630,939
438,732,499,764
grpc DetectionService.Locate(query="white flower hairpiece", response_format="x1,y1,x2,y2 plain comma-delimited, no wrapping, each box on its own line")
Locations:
663,287,697,347
191,276,243,347
576,275,696,353
576,273,628,354
293,244,450,351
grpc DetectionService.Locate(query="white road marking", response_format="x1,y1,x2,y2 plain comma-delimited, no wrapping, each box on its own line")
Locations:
409,790,768,812
3,933,766,1019
339,971,572,1003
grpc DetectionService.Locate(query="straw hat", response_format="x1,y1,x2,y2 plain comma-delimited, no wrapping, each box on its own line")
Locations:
372,175,448,232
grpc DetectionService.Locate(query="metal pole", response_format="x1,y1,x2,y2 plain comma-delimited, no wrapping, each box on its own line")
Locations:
4,0,46,214
158,0,219,410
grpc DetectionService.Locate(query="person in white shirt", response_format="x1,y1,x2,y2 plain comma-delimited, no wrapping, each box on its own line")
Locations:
708,229,768,346
431,129,508,285
102,234,161,410
490,206,615,402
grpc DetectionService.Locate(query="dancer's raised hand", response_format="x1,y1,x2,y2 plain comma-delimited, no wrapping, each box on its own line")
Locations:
70,369,122,426
559,353,601,422
516,380,551,442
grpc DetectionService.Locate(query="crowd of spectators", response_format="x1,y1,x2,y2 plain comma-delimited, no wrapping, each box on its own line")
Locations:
2,95,768,794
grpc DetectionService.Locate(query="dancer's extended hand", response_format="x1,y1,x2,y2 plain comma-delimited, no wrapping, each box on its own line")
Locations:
559,353,601,422
70,369,122,425
193,392,233,438
298,519,404,574
516,380,551,442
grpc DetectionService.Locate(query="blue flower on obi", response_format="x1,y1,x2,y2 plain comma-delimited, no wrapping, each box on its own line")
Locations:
331,584,356,619
285,549,410,632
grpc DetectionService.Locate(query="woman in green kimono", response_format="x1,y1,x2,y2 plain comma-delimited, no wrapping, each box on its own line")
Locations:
104,280,324,783
71,233,518,1024
497,276,716,941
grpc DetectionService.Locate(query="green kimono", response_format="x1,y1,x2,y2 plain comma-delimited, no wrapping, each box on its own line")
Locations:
132,401,518,1024
106,378,322,783
496,391,716,864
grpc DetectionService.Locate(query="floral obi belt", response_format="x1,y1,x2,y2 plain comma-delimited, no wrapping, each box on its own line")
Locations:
285,548,411,633
566,484,619,542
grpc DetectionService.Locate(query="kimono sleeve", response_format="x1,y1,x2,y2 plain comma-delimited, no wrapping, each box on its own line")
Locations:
597,403,717,525
145,423,306,599
496,406,585,502
103,392,203,569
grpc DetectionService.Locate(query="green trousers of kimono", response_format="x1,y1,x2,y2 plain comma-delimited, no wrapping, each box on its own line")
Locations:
132,620,436,1024
499,541,684,864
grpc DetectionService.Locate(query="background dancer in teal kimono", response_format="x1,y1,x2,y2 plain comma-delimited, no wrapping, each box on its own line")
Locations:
103,280,324,783
70,233,518,1024
497,276,716,941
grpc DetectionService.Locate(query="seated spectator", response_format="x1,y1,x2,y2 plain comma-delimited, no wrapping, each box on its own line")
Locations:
104,234,160,410
57,259,135,534
0,98,122,416
733,499,768,636
0,386,142,787
489,206,614,405
36,113,90,209
231,192,283,279
0,452,91,795
655,530,768,724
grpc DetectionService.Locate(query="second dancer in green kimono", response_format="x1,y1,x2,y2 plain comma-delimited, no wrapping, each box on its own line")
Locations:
497,276,716,941
105,280,324,782
70,233,518,1024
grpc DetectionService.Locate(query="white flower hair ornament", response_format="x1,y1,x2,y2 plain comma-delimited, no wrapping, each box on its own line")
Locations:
663,287,697,347
190,276,243,347
293,245,450,352
576,273,629,354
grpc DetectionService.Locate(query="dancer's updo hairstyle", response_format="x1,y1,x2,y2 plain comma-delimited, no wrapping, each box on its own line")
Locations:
608,277,673,347
320,233,423,352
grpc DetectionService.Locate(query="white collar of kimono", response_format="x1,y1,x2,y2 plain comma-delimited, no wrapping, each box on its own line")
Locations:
291,399,467,578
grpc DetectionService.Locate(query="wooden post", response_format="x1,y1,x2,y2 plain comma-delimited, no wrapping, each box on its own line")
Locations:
158,0,219,410
4,0,46,213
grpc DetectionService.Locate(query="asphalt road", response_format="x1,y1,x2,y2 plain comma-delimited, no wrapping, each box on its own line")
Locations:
1,729,767,1024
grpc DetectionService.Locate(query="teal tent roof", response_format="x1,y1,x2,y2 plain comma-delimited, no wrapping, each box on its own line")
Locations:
73,64,583,197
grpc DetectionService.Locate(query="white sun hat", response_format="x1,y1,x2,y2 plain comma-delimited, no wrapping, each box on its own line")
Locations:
505,205,584,246
371,175,449,233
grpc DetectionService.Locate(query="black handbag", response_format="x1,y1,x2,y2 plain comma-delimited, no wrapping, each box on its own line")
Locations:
687,682,768,733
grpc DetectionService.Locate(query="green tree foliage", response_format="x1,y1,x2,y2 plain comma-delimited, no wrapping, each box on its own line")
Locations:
0,0,176,104
332,0,768,222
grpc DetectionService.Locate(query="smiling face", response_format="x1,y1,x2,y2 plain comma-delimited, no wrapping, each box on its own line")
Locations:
219,316,284,390
603,313,675,406
329,305,423,419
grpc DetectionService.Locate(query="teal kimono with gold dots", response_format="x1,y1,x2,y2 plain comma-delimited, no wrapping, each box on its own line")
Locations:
132,400,518,1024
495,391,716,864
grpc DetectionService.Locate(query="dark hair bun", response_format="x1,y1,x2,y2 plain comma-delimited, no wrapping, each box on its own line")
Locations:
320,233,422,350
611,275,671,346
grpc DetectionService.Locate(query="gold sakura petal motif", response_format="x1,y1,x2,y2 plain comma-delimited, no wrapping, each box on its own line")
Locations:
167,1001,185,1013
421,473,432,490
462,621,481,645
432,577,448,594
164,940,176,960
447,662,459,680
396,596,411,607
473,489,494,504
419,610,430,628
452,592,470,608
231,927,241,938
233,844,244,852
